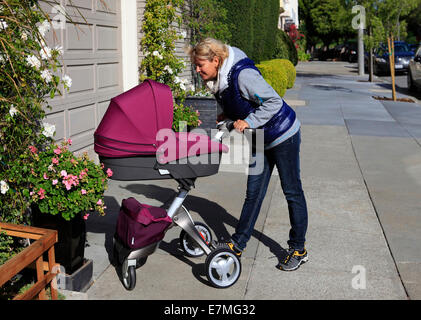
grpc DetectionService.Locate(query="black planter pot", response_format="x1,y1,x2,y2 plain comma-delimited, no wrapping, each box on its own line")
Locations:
31,206,86,274
183,96,218,134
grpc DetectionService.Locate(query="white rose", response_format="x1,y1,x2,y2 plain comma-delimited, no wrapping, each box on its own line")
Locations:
1,180,9,195
41,69,53,83
42,122,56,138
152,51,163,59
9,105,17,117
62,74,72,88
40,46,52,60
164,65,173,74
38,20,51,37
0,19,8,30
54,45,64,56
26,55,41,70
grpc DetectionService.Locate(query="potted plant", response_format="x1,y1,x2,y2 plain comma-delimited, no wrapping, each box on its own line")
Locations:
183,88,218,133
21,139,110,274
172,103,202,132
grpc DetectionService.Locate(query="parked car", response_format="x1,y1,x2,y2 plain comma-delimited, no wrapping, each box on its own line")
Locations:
409,44,418,53
407,45,421,92
372,41,414,75
333,44,347,61
331,42,358,62
317,46,335,61
346,42,358,63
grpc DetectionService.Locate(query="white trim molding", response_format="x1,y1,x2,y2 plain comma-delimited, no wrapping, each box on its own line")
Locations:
121,0,139,91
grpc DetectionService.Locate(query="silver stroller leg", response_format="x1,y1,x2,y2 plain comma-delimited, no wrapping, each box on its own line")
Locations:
173,205,212,256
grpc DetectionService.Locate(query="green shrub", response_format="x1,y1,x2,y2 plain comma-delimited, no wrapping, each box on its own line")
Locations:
256,62,288,97
222,0,280,63
262,59,296,89
298,50,311,62
272,29,298,66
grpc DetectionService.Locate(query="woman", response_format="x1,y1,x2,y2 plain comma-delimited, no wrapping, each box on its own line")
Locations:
188,38,308,271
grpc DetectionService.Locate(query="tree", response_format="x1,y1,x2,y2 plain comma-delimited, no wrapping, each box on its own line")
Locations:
183,0,232,45
356,0,421,82
308,0,352,48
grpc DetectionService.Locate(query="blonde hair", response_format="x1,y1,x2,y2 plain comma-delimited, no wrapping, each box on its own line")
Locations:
187,38,229,67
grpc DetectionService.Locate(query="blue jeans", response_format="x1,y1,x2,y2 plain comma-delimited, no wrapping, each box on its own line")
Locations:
231,130,308,251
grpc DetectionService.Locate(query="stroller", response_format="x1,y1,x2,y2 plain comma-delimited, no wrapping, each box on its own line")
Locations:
94,79,241,289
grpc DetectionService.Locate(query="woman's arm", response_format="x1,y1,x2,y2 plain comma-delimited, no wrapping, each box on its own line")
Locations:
237,68,284,128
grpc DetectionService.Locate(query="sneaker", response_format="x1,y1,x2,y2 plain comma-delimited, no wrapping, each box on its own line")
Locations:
226,242,243,257
217,240,243,258
277,247,308,271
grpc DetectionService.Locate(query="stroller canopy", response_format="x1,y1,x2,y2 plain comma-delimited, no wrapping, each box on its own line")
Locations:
94,79,173,157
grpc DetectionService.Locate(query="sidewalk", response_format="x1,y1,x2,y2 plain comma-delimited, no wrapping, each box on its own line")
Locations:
82,61,420,300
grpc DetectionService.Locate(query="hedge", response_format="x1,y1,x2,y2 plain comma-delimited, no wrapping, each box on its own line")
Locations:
262,59,296,89
256,59,296,97
222,0,279,63
272,29,298,66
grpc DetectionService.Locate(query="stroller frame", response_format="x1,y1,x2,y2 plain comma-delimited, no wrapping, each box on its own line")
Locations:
112,123,242,290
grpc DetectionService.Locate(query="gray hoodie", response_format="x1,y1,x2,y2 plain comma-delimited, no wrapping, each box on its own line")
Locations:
208,46,285,129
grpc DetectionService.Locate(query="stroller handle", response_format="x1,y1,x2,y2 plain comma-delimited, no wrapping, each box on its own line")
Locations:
213,120,256,142
216,120,256,133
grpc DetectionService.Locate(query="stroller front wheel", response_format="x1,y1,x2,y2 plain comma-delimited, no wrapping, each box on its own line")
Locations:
122,260,136,290
205,246,241,288
180,221,212,258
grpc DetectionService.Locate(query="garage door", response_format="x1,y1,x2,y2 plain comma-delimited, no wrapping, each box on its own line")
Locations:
41,0,122,153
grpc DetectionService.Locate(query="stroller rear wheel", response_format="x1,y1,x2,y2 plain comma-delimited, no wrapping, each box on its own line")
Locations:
205,245,241,288
180,222,212,257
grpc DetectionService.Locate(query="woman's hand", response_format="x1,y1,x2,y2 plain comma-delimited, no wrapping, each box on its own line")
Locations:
234,119,250,132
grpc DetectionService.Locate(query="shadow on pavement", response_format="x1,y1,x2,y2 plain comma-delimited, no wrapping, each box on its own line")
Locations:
86,182,289,285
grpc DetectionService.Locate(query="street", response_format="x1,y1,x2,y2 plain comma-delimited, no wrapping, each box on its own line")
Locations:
342,61,421,102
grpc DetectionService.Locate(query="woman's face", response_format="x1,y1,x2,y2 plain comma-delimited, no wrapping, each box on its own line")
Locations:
194,56,220,81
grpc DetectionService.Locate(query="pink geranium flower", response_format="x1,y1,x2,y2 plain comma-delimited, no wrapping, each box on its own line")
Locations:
96,199,103,205
62,174,79,190
29,146,38,154
52,179,58,185
43,173,48,180
38,188,45,199
60,170,67,177
52,157,59,165
106,168,113,177
81,189,87,195
53,147,61,155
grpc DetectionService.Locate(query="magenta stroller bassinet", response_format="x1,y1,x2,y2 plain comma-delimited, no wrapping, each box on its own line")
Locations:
94,79,242,289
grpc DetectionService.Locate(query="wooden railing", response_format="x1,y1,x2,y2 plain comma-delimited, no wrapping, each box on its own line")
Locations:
0,222,59,300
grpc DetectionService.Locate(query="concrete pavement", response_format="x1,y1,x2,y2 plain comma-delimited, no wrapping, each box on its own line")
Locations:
81,61,420,300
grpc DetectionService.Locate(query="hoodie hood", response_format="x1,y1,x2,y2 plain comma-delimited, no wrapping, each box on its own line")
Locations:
206,46,248,94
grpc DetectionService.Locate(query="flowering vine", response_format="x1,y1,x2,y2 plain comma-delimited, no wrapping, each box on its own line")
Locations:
0,1,75,224
139,0,200,131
